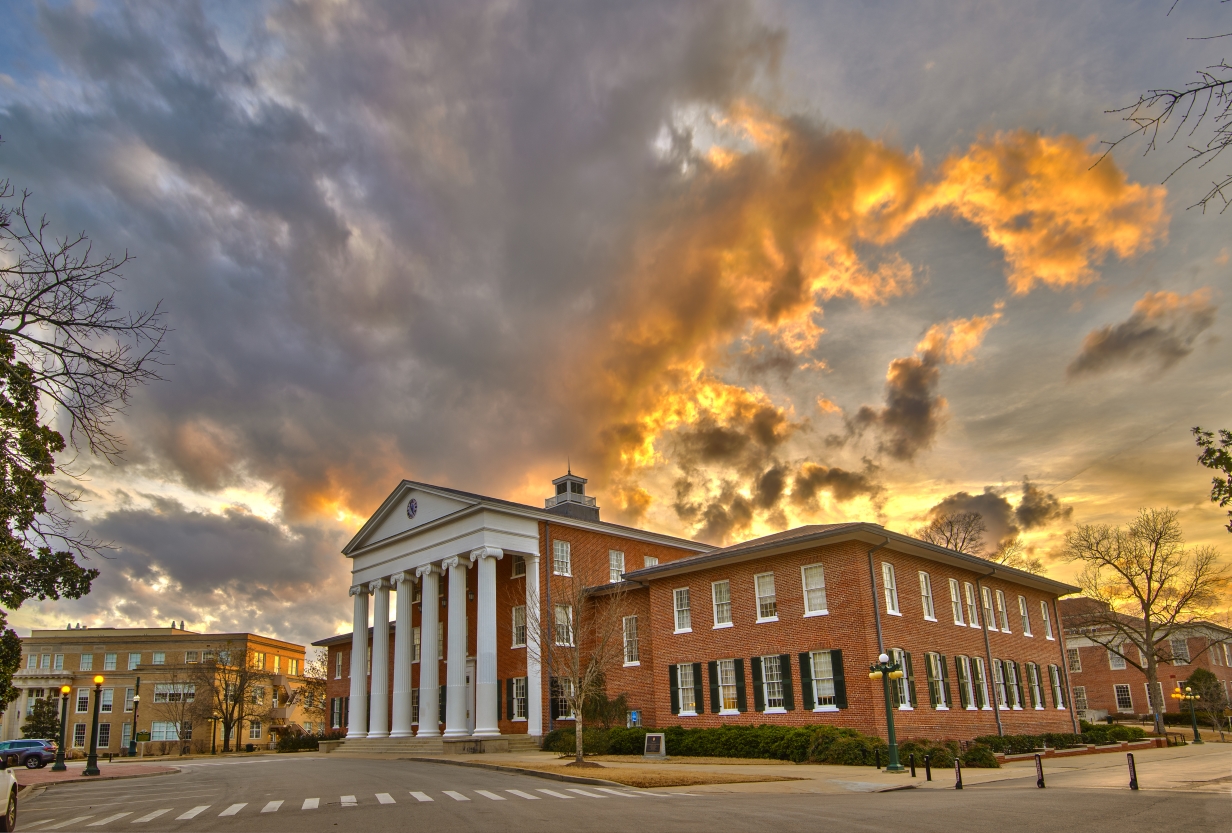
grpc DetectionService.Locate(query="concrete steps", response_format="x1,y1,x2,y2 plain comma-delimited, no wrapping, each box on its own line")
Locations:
328,734,541,757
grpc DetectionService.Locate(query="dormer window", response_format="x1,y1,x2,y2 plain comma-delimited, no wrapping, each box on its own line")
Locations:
570,482,585,494
556,483,568,495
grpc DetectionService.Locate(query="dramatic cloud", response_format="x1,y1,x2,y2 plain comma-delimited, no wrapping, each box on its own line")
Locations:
1067,289,1217,377
924,479,1073,551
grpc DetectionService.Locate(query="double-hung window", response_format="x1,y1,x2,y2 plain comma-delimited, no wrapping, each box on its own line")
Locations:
926,652,948,708
949,579,964,624
802,564,827,616
674,588,692,632
553,540,572,576
100,688,114,713
1048,665,1066,709
717,659,739,713
677,663,697,714
512,606,527,648
995,590,1011,632
890,648,911,708
1006,662,1022,709
511,555,525,578
335,652,344,679
760,655,785,711
152,651,166,665
412,627,421,663
623,616,640,665
98,723,111,747
1114,684,1133,712
609,550,625,583
1018,596,1032,635
644,556,658,568
810,650,838,709
1170,637,1190,665
125,688,135,712
971,657,990,709
53,654,64,670
1072,685,1088,712
73,724,87,748
103,652,117,671
755,573,777,621
957,656,976,709
1066,648,1081,673
919,572,935,620
1109,648,1126,670
882,563,900,615
712,581,732,627
80,654,94,671
1041,601,1054,639
964,583,980,627
554,605,574,646
993,661,1008,709
512,677,528,720
981,587,997,631
128,652,141,670
76,688,90,713
1027,663,1044,708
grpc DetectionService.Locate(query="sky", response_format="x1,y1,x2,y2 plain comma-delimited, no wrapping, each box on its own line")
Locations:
0,0,1228,648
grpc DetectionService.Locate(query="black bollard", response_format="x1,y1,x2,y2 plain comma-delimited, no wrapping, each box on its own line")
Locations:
1127,753,1138,790
1034,753,1045,788
955,758,963,790
924,754,932,781
910,753,916,777
875,748,881,770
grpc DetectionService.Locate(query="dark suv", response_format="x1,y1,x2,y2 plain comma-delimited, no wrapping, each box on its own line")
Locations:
0,740,56,769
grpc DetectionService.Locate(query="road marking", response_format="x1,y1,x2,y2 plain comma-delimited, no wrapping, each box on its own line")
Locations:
132,809,171,823
506,790,540,800
594,788,639,798
410,792,433,802
341,795,357,807
536,789,573,799
375,793,395,804
22,820,56,829
475,790,505,801
261,801,283,813
443,790,470,801
46,818,93,830
89,813,133,826
176,806,210,820
566,788,606,798
302,798,319,810
219,804,247,816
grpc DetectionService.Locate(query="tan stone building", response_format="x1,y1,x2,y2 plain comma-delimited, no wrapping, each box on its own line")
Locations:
4,626,317,755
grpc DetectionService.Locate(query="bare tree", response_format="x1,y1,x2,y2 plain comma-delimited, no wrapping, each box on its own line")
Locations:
1100,9,1232,213
187,642,273,752
987,538,1046,575
1063,508,1230,734
915,511,986,555
525,554,630,764
293,649,328,733
149,667,198,754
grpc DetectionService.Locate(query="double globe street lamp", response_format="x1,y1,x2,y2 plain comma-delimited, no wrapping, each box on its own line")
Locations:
869,652,906,773
1171,685,1203,744
51,684,71,772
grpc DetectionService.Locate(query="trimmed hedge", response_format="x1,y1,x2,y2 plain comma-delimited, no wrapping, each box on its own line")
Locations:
542,724,999,767
972,725,1146,755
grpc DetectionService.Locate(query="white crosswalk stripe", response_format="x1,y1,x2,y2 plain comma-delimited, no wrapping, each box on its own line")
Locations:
22,820,56,829
45,817,93,830
302,798,320,810
410,792,433,802
133,809,171,823
219,803,247,816
594,788,640,798
262,801,283,813
475,790,505,800
341,795,357,807
376,793,395,804
176,806,211,820
536,788,573,799
566,788,606,798
506,789,540,800
89,813,133,825
443,790,470,801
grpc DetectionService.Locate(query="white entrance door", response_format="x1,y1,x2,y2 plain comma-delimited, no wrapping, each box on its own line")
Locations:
465,659,476,734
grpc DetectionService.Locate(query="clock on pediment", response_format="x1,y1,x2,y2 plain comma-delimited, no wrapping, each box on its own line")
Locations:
406,498,418,519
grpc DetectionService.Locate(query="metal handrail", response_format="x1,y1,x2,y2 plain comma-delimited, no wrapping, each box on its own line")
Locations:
545,493,596,508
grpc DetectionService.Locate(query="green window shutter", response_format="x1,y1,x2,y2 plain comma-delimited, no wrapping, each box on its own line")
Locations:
439,685,446,724
780,654,795,711
548,678,559,721
505,678,514,721
925,653,938,708
904,652,918,708
751,656,765,712
940,655,953,709
955,657,969,709
972,661,985,709
708,661,720,714
799,653,815,710
832,651,847,709
1013,662,1024,708
1057,667,1067,708
669,665,680,716
734,658,747,712
890,657,902,709
693,663,704,713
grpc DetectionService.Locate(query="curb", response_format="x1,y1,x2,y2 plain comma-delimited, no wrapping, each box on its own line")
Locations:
16,767,180,791
400,757,637,789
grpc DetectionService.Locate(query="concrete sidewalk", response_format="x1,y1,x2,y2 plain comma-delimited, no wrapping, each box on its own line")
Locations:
14,759,178,788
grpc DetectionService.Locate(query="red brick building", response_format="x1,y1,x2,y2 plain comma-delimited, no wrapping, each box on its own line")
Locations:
318,474,1079,749
1059,598,1232,721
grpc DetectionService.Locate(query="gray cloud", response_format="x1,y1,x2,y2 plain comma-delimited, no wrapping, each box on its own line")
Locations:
1068,289,1217,378
849,353,946,462
925,479,1072,550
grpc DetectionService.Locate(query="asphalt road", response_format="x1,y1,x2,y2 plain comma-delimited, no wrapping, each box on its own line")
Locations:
19,756,1224,833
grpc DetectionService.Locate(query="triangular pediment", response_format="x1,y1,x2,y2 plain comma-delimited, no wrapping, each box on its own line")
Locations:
344,482,479,554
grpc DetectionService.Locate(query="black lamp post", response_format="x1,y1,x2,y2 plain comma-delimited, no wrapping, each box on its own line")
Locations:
51,685,71,772
128,677,142,757
1172,685,1203,744
84,675,104,776
869,652,906,773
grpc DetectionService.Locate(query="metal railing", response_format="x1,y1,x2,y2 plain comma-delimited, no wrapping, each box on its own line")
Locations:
544,492,596,509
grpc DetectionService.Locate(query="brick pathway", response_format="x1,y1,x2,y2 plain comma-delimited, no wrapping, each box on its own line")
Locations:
15,761,178,787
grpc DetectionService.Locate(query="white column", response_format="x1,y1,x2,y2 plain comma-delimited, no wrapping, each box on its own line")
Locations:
525,551,543,738
367,578,391,738
470,546,503,738
442,555,471,738
346,584,370,739
415,564,441,737
389,571,415,738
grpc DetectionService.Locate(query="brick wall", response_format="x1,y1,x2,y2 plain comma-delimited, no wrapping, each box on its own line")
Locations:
1065,634,1232,717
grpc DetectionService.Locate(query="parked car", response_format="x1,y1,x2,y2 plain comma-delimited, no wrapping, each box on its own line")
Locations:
0,749,16,831
0,740,56,769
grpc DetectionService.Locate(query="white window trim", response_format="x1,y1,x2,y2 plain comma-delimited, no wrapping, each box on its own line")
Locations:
801,563,828,617
813,705,840,713
754,572,777,623
803,611,829,619
673,587,692,633
713,622,734,630
763,707,787,714
552,540,572,577
881,562,900,616
756,615,780,624
711,580,733,628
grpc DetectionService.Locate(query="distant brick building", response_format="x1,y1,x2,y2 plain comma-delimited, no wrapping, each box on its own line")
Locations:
1059,598,1232,721
318,473,1079,748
